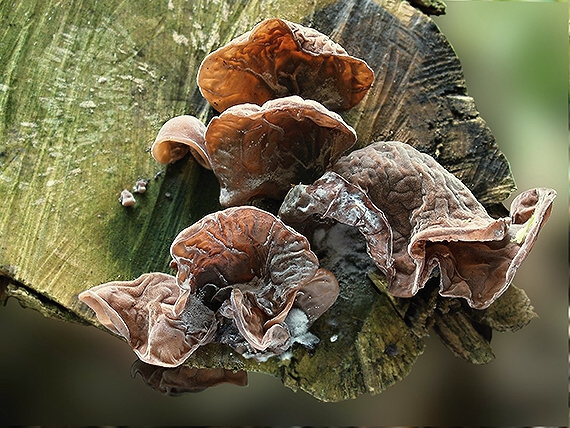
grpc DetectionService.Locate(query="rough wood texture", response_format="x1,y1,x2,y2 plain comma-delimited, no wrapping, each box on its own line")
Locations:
0,0,531,402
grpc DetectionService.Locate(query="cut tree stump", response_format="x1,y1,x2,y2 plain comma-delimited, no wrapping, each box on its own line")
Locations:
0,0,535,401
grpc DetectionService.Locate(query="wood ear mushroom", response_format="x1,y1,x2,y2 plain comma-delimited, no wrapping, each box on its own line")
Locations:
80,207,339,366
279,141,556,309
205,96,356,206
197,18,374,112
151,115,211,169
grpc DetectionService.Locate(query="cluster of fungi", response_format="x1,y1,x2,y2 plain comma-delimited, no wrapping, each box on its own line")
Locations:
79,19,555,369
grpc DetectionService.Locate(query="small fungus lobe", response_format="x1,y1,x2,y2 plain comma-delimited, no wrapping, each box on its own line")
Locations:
151,115,211,168
131,361,248,395
280,141,555,309
279,171,394,278
133,178,149,194
197,18,374,112
78,273,217,367
205,95,356,207
80,206,339,366
119,189,136,206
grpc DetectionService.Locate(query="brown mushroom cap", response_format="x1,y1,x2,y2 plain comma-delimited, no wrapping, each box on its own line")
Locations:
197,18,374,112
280,141,556,309
205,95,357,207
428,186,556,308
170,206,339,355
151,115,211,169
78,273,217,367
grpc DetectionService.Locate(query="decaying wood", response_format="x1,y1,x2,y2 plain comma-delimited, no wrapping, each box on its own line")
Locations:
0,0,533,401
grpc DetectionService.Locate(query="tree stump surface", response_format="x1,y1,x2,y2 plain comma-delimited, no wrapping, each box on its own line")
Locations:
0,0,533,401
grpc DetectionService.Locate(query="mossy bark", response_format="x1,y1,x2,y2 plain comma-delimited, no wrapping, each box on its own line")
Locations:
0,0,533,401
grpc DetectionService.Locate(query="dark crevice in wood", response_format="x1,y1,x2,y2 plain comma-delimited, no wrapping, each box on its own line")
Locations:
0,271,88,325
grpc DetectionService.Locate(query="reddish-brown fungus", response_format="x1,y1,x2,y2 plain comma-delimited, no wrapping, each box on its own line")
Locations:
170,206,339,357
426,186,556,308
81,206,340,366
279,171,394,280
197,18,374,112
131,361,248,395
280,141,555,309
205,96,356,207
151,115,211,169
78,273,217,367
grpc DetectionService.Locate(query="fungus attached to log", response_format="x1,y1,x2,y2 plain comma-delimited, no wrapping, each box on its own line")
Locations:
131,361,248,395
79,207,339,366
170,206,339,358
197,18,374,112
279,170,394,278
205,95,357,207
78,273,217,367
279,141,556,309
151,115,211,168
119,189,136,206
132,178,149,194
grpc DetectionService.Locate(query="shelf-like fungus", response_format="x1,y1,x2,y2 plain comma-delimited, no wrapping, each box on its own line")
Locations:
131,361,248,395
279,171,394,278
170,206,339,358
197,18,374,112
78,273,217,367
151,115,211,168
279,141,556,309
79,206,339,366
205,95,357,207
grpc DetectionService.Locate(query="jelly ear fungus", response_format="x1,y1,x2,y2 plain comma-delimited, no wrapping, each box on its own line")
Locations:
280,141,556,309
80,207,339,366
197,18,374,112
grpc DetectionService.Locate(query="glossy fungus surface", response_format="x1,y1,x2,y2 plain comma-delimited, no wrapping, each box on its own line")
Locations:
78,273,217,367
197,18,374,112
279,171,394,278
280,141,555,309
151,115,211,168
80,207,339,366
205,96,356,207
170,206,339,357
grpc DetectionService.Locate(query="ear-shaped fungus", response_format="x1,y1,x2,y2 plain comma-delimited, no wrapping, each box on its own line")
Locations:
79,207,339,366
279,171,395,279
151,115,211,169
131,361,247,395
170,206,339,356
279,141,555,309
197,18,374,112
78,273,217,367
205,95,357,207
